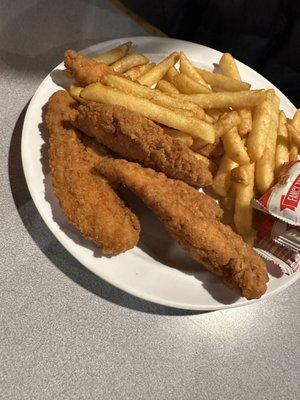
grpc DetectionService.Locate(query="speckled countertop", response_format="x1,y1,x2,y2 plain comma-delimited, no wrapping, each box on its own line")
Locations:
0,1,299,399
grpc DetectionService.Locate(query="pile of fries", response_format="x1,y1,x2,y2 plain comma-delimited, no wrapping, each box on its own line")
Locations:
70,41,300,246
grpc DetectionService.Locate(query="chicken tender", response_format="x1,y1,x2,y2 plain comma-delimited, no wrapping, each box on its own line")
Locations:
73,101,212,187
46,90,140,254
96,158,269,299
64,50,116,87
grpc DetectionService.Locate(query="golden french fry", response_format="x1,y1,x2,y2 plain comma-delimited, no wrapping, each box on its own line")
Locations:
156,79,179,95
103,74,205,119
287,123,300,149
164,66,179,82
93,41,132,65
137,52,179,86
219,53,241,80
206,108,224,121
196,68,250,91
172,73,212,94
288,110,300,160
215,111,241,138
237,108,252,136
69,86,83,98
255,95,280,194
174,89,267,109
203,113,214,124
222,185,236,211
179,52,210,88
80,83,215,142
124,63,155,80
222,127,250,165
231,166,249,185
111,53,149,73
275,111,289,175
288,110,300,161
212,155,238,197
163,127,193,146
234,163,255,245
247,99,272,161
193,139,224,158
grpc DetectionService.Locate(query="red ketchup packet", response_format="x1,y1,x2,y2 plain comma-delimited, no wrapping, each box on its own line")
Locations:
254,160,300,225
254,213,300,275
253,160,300,275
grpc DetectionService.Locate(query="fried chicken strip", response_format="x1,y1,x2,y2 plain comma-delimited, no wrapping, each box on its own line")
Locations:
64,50,116,87
46,90,140,254
96,158,269,299
73,101,212,187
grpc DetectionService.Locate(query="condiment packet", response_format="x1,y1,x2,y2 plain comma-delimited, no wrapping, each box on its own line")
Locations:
254,160,300,226
254,213,300,275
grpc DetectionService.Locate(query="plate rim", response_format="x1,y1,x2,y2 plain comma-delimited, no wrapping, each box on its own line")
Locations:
21,36,299,311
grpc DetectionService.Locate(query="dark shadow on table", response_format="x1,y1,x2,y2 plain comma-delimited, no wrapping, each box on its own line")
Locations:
8,105,210,316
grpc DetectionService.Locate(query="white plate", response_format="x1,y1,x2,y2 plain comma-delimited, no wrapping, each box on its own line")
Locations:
21,36,299,310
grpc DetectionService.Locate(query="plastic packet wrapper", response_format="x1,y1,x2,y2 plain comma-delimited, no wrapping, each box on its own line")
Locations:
254,160,300,226
254,213,299,275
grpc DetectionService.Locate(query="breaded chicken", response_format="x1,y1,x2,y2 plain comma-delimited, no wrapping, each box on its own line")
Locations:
46,90,140,254
73,101,212,187
64,50,116,87
96,158,269,299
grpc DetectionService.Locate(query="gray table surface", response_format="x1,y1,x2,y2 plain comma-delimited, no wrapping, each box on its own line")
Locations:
0,1,299,399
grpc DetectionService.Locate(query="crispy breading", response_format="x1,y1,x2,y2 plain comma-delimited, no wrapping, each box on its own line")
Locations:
73,101,213,187
64,50,116,87
96,158,269,299
46,90,140,254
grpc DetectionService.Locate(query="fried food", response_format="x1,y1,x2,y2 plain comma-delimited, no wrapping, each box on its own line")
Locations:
80,83,215,143
46,90,140,254
96,158,268,300
73,100,213,187
64,49,116,87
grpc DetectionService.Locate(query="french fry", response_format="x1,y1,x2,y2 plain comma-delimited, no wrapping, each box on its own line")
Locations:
275,111,289,175
156,79,180,95
174,89,267,109
161,127,192,146
247,99,272,161
80,83,215,142
206,108,224,121
287,123,300,149
164,66,179,82
103,74,205,119
222,127,250,165
234,163,255,245
219,53,241,80
255,95,280,194
193,140,224,158
288,110,300,160
179,52,210,88
192,112,239,152
137,52,179,86
215,111,241,138
124,63,155,80
237,108,252,136
231,166,249,185
172,73,212,94
69,86,83,98
212,155,238,197
93,41,132,64
196,68,250,91
222,185,236,211
111,53,149,73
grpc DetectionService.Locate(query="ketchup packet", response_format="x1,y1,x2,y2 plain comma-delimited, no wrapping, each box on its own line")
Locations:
254,160,300,226
254,213,300,275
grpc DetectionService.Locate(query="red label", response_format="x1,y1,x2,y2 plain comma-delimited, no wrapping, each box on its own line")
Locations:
280,174,300,211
